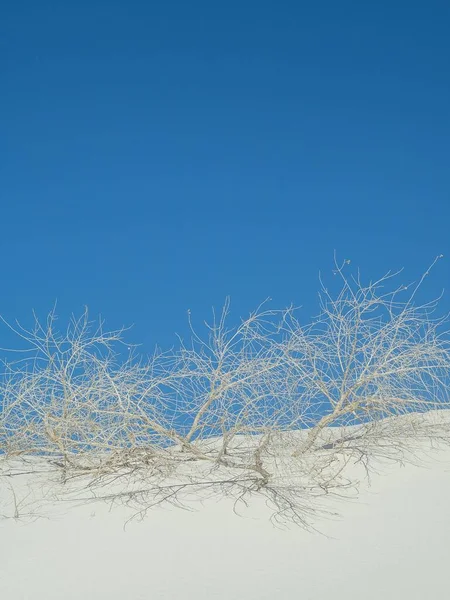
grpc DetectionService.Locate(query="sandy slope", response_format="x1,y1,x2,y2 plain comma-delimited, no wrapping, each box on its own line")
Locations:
1,438,450,599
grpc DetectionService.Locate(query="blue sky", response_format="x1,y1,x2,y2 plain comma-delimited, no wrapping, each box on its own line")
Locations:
2,0,449,351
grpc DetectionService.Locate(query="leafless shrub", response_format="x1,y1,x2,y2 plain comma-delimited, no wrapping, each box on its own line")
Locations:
1,256,450,526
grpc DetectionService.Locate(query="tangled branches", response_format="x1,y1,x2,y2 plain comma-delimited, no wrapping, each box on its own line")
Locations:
1,257,450,526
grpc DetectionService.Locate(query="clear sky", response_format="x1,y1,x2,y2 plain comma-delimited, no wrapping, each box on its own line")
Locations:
2,0,449,351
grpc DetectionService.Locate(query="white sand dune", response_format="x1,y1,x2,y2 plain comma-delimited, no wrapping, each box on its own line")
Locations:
1,429,450,600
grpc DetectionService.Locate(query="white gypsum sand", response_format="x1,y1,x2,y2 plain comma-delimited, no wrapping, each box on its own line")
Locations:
1,411,450,600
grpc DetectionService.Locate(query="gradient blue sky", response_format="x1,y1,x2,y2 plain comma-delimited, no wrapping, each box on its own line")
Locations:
2,0,449,351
